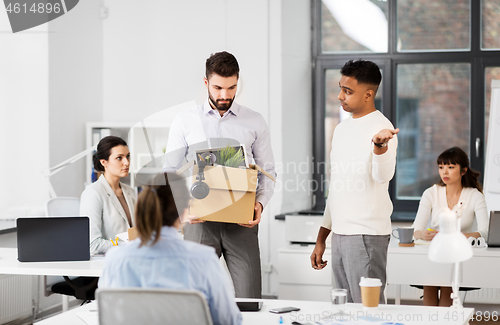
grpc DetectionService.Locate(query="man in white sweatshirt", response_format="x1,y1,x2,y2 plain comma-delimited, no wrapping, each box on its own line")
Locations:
310,60,399,304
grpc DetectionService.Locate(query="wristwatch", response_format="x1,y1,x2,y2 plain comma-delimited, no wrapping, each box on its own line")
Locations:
373,141,387,148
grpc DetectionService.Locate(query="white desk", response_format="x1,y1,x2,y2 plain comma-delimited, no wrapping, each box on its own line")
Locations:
0,248,104,311
387,240,500,304
278,246,333,301
0,248,104,277
35,298,474,325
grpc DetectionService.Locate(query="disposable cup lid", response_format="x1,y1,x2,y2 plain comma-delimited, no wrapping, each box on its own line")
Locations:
359,277,382,287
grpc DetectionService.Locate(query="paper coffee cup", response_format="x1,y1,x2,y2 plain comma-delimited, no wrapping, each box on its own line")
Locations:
359,277,382,308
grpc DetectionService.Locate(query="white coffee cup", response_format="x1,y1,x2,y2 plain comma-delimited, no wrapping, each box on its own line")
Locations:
359,277,382,308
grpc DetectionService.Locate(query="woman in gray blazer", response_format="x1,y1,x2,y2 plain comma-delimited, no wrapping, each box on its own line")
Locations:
80,136,136,254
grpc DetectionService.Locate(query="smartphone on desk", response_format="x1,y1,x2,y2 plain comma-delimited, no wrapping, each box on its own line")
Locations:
236,301,263,312
269,306,300,314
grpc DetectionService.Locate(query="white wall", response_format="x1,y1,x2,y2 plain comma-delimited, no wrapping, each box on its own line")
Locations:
266,0,312,296
0,0,102,213
0,6,57,315
48,0,104,198
10,1,108,313
101,0,312,296
281,1,313,213
101,0,270,122
0,9,49,218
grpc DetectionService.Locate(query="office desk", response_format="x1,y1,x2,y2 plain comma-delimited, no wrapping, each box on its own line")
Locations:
0,248,104,277
0,247,104,312
35,298,474,325
387,240,500,304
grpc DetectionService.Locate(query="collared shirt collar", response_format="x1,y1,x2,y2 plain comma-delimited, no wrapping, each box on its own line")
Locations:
138,226,181,248
203,100,238,117
159,225,180,240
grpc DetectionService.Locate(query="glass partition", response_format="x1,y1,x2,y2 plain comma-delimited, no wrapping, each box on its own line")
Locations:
396,63,470,199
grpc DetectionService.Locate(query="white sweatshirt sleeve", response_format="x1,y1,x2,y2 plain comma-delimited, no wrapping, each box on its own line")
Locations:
371,135,398,184
412,187,434,232
471,190,489,239
321,202,332,230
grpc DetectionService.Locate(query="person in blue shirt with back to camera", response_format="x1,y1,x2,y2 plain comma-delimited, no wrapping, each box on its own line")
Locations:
99,172,242,325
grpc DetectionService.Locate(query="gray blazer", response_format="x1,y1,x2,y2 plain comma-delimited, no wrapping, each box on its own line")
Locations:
80,175,136,254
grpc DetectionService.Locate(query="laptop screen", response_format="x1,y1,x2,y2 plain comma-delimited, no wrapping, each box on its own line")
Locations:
17,216,90,262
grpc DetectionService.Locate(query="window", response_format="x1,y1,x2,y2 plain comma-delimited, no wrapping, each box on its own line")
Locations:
481,0,500,50
321,0,388,53
396,63,470,199
313,0,500,217
397,0,470,52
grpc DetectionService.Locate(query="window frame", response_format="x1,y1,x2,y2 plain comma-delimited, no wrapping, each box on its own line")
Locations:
312,0,500,218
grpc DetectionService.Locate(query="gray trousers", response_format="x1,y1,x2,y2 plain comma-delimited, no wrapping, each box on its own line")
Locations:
331,232,390,304
184,222,262,298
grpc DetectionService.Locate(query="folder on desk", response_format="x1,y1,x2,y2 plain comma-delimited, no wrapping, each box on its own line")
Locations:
17,216,90,262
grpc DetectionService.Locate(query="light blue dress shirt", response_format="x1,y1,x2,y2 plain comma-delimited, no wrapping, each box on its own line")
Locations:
164,100,276,208
99,226,242,325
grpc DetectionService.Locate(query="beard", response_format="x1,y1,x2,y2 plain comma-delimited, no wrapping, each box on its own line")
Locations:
208,92,234,111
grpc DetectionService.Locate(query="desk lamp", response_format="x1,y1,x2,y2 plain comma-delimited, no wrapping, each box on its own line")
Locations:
43,145,97,198
428,208,473,309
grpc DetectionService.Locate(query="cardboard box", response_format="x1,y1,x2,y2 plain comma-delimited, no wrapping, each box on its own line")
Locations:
178,161,275,224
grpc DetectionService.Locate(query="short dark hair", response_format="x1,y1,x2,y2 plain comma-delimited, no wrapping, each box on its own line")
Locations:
340,60,382,87
205,51,239,80
135,173,191,246
437,147,483,193
92,136,128,173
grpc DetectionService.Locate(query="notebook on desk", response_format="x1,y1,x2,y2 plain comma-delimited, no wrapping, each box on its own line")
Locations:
17,216,90,262
487,211,500,247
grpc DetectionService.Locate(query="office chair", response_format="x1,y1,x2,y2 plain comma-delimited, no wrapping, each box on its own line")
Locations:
97,288,213,325
44,197,98,311
409,219,479,303
45,197,80,217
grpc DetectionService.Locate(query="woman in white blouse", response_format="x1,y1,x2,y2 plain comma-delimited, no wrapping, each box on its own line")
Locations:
412,147,488,306
80,136,136,254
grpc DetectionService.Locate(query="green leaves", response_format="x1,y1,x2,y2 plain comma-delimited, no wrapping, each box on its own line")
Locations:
215,145,245,168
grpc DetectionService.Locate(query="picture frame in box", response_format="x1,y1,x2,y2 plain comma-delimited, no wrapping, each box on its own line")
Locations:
195,145,248,168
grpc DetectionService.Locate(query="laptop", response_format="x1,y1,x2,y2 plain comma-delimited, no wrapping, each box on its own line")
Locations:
487,211,500,247
17,216,90,262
